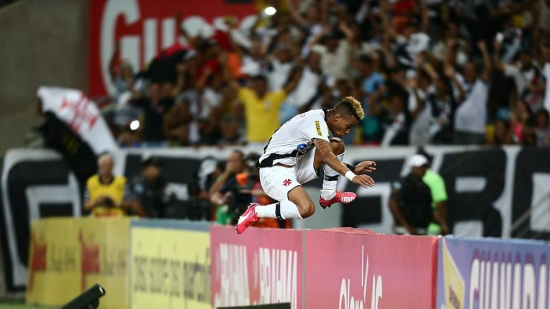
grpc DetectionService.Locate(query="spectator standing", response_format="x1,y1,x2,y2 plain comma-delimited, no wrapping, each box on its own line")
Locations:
426,71,456,144
447,41,492,144
84,153,132,217
130,83,175,144
389,154,434,235
267,44,296,92
284,0,324,59
494,45,546,113
310,21,355,82
369,83,411,146
432,23,468,68
222,52,301,146
407,65,432,145
356,55,385,143
380,0,430,70
282,51,325,122
128,157,176,218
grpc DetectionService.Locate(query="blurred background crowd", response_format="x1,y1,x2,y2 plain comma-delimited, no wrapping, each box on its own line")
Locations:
97,0,550,148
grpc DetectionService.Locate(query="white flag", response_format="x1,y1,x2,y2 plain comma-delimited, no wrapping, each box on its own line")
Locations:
37,86,118,154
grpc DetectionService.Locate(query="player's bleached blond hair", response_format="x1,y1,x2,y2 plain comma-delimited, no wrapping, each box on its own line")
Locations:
335,96,364,120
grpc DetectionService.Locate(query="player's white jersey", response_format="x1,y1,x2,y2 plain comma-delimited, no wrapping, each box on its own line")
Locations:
259,109,330,167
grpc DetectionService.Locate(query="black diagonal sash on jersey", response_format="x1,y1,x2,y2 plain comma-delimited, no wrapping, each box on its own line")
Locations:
257,149,300,168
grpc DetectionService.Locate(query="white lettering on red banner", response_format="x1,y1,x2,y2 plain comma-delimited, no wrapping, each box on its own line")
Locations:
216,243,250,306
259,247,298,308
339,246,383,309
90,0,255,96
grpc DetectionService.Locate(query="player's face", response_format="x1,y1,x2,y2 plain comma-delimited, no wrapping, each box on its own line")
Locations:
332,114,358,138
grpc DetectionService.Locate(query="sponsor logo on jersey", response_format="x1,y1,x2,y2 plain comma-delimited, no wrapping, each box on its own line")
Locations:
315,120,322,136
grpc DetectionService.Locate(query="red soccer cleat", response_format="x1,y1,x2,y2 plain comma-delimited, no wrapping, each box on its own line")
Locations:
236,203,261,234
319,191,357,209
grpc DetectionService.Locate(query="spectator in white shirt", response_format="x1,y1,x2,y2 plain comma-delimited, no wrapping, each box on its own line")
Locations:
267,44,295,92
310,21,355,81
282,51,325,123
494,43,546,113
447,41,492,144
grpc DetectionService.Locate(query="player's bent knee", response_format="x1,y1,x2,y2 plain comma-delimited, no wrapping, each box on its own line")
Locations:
300,202,315,218
329,138,345,156
296,200,315,218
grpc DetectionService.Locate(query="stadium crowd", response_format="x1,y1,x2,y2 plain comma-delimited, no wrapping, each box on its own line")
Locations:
77,0,550,233
104,0,550,148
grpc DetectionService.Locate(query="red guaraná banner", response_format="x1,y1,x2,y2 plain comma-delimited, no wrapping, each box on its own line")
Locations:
88,0,256,97
210,226,303,309
305,229,438,309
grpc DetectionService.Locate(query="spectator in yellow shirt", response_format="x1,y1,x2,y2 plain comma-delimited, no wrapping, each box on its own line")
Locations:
221,52,301,145
83,153,132,217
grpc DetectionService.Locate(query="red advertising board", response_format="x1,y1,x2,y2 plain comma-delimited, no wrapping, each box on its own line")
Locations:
305,229,438,309
210,226,304,309
88,0,256,97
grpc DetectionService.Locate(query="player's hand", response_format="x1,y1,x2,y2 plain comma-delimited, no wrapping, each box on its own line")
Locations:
351,174,375,188
354,161,376,174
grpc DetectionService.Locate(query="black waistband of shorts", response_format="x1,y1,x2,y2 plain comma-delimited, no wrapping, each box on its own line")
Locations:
257,150,299,168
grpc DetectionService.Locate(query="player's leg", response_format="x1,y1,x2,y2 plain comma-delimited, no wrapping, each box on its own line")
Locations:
237,165,305,234
254,185,314,218
314,138,357,208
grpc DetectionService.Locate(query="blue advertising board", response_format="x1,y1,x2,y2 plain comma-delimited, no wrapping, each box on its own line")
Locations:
437,237,550,309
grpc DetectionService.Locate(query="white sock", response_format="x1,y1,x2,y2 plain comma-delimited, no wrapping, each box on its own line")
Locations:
255,200,303,219
321,152,345,200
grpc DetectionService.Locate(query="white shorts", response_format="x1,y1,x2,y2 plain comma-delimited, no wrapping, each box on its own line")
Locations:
259,148,319,201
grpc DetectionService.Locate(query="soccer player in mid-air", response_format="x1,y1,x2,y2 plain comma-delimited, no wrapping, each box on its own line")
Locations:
237,96,376,234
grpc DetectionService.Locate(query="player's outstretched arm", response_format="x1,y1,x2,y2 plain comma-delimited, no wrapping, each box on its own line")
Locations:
313,138,375,188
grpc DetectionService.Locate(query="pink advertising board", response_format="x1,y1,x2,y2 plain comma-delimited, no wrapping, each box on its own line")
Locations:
211,226,304,309
305,229,438,309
